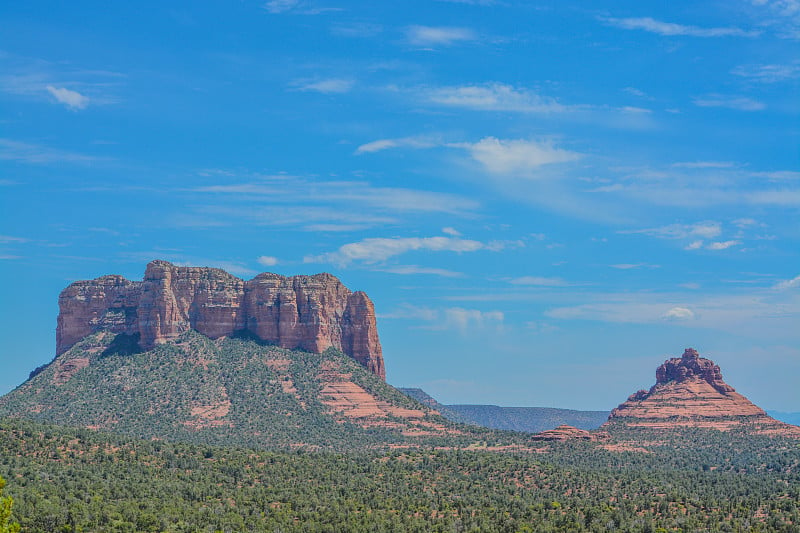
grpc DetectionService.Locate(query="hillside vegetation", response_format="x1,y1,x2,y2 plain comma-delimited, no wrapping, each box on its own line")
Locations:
2,418,800,532
0,332,484,450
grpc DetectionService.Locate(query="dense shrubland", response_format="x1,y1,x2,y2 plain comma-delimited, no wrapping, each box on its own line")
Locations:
2,418,799,532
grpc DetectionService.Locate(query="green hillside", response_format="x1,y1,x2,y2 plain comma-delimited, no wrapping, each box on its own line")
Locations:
0,331,479,450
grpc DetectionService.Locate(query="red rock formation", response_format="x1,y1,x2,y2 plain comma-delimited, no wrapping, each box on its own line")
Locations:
606,348,800,435
138,261,246,348
56,260,386,379
56,275,141,354
531,425,609,442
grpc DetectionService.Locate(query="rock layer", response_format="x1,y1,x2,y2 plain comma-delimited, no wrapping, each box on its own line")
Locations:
607,348,799,434
56,260,385,379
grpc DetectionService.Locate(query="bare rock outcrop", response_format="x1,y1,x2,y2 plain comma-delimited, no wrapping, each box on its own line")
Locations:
56,260,385,379
531,425,609,442
606,348,799,435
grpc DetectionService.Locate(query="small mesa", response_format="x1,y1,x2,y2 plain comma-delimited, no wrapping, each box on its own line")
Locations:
531,425,609,442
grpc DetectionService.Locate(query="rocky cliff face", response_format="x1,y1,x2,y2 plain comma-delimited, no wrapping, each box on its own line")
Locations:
607,348,798,435
56,260,385,379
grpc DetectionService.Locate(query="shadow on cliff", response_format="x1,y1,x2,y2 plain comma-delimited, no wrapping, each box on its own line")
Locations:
100,333,143,359
228,329,280,346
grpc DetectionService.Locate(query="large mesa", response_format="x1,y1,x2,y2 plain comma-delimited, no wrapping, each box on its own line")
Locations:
56,260,385,379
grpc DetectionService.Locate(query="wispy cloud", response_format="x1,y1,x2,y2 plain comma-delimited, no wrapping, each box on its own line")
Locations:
0,138,102,165
748,0,800,39
545,291,800,338
257,255,279,266
264,0,339,15
672,161,736,169
662,306,695,320
706,240,741,250
509,276,567,286
406,25,476,46
732,62,800,83
305,235,507,266
355,136,437,154
377,264,464,277
610,263,659,270
604,16,759,38
382,304,504,333
774,274,800,290
454,137,580,175
621,221,722,240
193,178,479,217
424,83,567,113
265,0,301,13
0,54,122,107
46,85,89,110
330,22,383,38
0,235,29,244
693,95,766,111
294,78,354,93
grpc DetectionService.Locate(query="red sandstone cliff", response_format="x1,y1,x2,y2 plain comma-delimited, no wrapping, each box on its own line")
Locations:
56,260,385,379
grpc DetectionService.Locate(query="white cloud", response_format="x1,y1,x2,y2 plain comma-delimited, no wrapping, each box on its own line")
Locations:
406,25,476,46
356,135,579,177
509,276,567,287
623,221,722,240
544,289,800,342
257,255,278,266
610,263,659,269
330,22,383,37
706,240,740,250
662,306,695,320
296,78,354,94
355,136,436,154
305,235,503,265
443,307,504,332
265,0,300,13
455,137,580,175
746,190,800,206
442,227,461,236
46,85,89,110
748,0,800,38
425,83,566,113
693,95,766,111
382,304,504,333
263,0,337,14
672,161,736,169
0,138,101,164
193,178,478,217
0,235,28,244
774,274,800,290
732,63,800,83
685,240,704,250
378,265,464,277
604,17,759,37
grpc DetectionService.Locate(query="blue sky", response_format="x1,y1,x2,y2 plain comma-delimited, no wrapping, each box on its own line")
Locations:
1,0,799,411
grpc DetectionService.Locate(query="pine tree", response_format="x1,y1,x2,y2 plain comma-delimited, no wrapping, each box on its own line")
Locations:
0,476,20,533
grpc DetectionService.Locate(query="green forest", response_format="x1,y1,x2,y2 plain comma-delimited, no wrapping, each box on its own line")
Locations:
2,417,799,532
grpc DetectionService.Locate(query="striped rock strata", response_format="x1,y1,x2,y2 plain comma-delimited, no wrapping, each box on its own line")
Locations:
607,348,799,434
56,260,385,379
